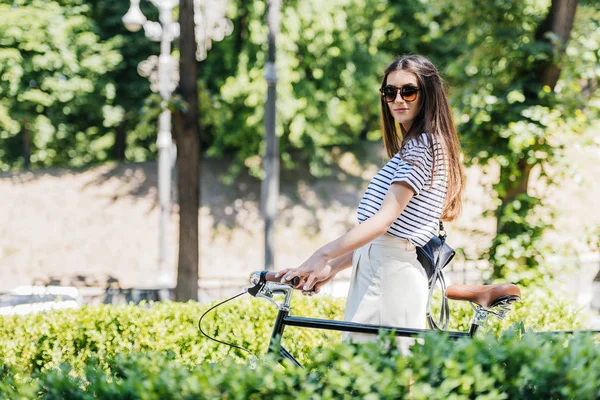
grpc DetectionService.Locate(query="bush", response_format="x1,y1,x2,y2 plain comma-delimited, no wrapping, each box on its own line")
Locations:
1,328,599,399
0,285,585,378
0,296,344,376
438,286,586,334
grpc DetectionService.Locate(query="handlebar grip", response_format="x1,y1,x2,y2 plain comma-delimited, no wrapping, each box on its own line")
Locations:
263,271,301,286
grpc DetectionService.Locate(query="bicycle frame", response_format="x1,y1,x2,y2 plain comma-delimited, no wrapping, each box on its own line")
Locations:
244,271,599,368
248,276,475,368
267,306,471,368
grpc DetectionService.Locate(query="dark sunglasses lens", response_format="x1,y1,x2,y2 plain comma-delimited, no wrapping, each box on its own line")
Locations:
401,87,418,102
383,87,397,102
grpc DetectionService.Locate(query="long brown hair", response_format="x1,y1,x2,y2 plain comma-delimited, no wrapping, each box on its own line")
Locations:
380,55,464,221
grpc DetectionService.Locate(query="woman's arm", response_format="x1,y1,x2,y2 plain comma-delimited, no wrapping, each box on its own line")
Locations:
277,250,354,294
282,181,415,290
328,251,354,274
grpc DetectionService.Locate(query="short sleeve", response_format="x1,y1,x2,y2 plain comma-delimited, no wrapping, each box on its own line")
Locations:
391,138,433,195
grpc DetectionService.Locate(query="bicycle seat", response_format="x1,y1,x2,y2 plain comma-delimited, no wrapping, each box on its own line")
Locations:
445,284,521,308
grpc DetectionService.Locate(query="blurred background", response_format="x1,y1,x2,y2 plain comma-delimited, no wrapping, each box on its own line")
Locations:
1,0,599,320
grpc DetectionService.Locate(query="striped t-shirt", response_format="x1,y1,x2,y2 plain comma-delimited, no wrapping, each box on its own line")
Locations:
357,133,447,247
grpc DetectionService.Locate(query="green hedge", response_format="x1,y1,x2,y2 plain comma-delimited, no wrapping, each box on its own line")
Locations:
1,329,599,399
0,286,585,378
437,286,586,334
0,296,343,375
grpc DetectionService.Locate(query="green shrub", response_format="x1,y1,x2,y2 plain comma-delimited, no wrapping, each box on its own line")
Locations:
0,296,344,376
438,285,585,334
0,284,586,379
409,328,600,399
1,328,599,399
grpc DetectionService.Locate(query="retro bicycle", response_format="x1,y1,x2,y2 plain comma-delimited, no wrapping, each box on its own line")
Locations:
199,269,530,368
244,270,523,367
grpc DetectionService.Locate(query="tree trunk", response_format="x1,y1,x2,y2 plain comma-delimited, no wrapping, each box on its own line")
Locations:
497,160,533,234
112,119,127,161
500,160,533,204
22,121,31,170
234,0,249,56
535,0,579,90
174,0,200,302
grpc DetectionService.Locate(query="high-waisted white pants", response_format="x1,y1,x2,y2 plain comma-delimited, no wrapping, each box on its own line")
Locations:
343,233,428,354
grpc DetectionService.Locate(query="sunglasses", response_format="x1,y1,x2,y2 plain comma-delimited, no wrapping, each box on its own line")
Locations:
380,85,420,103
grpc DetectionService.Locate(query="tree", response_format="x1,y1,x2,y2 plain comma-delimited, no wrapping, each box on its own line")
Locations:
83,0,159,162
430,0,599,284
202,0,397,180
0,0,161,170
173,0,200,301
0,0,122,170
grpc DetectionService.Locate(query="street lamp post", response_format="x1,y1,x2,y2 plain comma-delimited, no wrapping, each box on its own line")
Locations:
123,0,180,285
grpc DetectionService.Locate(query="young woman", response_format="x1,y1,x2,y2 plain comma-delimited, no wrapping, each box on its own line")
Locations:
275,55,464,350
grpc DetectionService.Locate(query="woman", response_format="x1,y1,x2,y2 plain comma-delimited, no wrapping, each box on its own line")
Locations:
276,55,464,349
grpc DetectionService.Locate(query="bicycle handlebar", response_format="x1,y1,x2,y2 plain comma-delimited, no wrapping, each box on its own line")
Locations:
267,271,300,286
249,270,300,287
246,271,300,310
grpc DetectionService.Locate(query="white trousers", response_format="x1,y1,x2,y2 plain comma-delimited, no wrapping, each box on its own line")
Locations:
343,233,428,355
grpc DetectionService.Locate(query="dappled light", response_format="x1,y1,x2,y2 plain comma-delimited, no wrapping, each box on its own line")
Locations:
1,0,600,397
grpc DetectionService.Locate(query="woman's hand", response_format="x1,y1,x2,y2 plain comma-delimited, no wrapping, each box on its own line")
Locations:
276,263,335,295
302,268,337,296
275,251,331,292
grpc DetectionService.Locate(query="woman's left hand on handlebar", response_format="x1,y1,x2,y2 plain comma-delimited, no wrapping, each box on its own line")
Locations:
302,269,337,295
276,252,330,291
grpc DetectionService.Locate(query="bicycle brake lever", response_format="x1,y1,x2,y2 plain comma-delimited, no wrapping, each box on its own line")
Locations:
246,271,267,297
246,282,263,297
247,271,300,297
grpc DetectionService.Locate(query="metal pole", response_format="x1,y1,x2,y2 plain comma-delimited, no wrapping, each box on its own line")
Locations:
157,110,172,268
156,2,175,278
262,0,281,271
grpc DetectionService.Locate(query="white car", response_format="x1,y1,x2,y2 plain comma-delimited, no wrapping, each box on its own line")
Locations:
0,285,79,316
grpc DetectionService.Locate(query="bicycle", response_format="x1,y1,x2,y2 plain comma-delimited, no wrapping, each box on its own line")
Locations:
239,270,519,367
199,269,600,369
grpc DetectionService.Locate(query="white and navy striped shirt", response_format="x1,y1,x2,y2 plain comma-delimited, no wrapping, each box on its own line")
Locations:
357,134,447,247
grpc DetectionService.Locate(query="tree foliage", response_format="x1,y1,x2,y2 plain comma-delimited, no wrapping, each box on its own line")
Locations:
0,0,123,169
0,0,599,284
434,0,600,283
202,0,400,180
0,0,160,170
